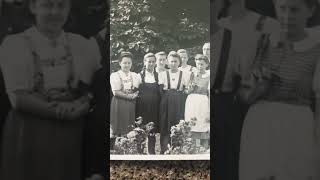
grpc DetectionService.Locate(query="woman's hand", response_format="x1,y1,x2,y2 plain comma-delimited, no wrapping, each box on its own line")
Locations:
53,99,90,121
67,99,90,120
53,102,75,120
130,91,139,100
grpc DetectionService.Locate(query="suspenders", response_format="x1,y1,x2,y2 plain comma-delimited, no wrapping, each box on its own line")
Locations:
166,71,182,90
212,29,232,91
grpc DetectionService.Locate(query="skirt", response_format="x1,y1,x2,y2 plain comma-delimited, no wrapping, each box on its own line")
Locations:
239,101,318,180
0,110,83,180
110,96,135,135
185,94,210,132
137,83,160,132
159,89,185,136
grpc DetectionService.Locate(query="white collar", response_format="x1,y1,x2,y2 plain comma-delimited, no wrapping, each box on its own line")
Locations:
270,31,319,52
26,26,66,47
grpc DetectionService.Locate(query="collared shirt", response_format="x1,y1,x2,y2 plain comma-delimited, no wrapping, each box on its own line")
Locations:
158,70,190,91
138,70,156,84
0,27,101,107
219,11,280,79
259,32,320,105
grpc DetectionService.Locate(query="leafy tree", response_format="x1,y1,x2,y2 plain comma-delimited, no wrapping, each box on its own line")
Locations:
110,0,209,72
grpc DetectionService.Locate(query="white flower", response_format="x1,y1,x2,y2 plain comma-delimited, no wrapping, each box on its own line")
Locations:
127,131,138,139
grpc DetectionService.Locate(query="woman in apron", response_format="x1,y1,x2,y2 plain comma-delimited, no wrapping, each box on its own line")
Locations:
158,51,189,154
0,0,100,179
110,51,140,137
136,53,161,154
185,54,210,148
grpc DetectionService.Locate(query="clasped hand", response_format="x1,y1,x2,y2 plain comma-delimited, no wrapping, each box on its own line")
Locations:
50,99,90,121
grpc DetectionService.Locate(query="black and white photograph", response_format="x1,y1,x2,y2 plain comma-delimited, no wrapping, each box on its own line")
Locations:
212,0,320,180
109,0,210,159
0,0,107,180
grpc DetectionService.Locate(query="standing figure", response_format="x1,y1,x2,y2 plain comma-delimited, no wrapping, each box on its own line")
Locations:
136,53,161,154
0,0,100,179
239,0,320,179
110,52,140,137
184,54,210,148
158,51,189,154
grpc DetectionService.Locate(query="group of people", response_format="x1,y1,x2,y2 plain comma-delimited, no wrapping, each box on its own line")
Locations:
212,0,320,180
0,0,107,180
110,45,211,154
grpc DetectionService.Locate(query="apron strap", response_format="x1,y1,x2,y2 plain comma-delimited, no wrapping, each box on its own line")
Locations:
177,71,183,90
166,71,171,89
154,70,159,84
212,29,232,90
23,34,43,92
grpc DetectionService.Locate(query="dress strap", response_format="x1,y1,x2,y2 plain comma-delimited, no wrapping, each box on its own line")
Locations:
23,33,43,93
177,71,183,90
154,70,159,84
166,71,171,89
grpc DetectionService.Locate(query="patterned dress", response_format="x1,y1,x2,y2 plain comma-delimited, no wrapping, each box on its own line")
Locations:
239,34,320,180
0,27,99,180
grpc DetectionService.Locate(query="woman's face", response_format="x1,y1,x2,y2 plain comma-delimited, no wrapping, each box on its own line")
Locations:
179,52,188,65
30,0,70,33
274,0,314,34
144,57,156,71
119,57,132,72
202,43,210,59
168,56,180,70
196,60,208,72
156,55,167,68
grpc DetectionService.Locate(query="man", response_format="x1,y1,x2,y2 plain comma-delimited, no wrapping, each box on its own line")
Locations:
211,1,243,180
216,0,279,180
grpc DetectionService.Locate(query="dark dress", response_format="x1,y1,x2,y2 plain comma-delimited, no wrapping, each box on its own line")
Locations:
0,28,90,180
159,71,185,153
137,70,160,130
110,71,138,136
136,70,160,154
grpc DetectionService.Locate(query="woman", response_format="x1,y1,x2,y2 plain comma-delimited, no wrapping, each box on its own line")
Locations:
239,0,320,179
110,51,140,137
185,54,210,132
0,0,100,179
185,54,210,149
155,51,168,73
136,53,161,154
158,51,189,154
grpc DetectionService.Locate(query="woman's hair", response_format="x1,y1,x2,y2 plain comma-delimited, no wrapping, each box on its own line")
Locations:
167,51,181,64
118,51,133,62
155,51,167,59
194,54,210,65
177,49,187,54
143,53,156,62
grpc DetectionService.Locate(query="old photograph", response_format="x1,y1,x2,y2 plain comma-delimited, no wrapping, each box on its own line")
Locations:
0,1,107,180
109,0,210,158
212,0,320,180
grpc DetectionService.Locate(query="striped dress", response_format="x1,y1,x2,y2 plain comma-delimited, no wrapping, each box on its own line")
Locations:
239,35,320,180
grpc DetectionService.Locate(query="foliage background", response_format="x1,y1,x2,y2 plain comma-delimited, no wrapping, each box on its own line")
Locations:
110,0,210,72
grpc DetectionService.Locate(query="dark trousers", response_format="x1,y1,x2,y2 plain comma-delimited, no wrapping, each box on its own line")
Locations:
213,93,248,180
147,135,156,154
